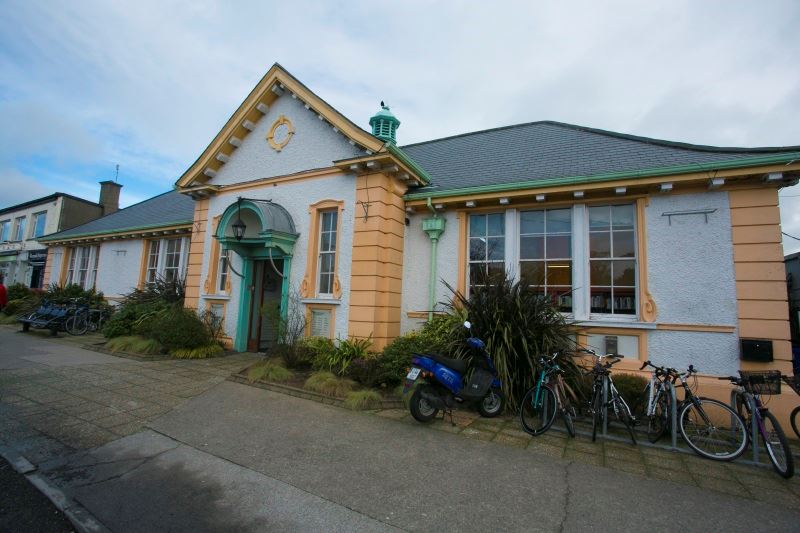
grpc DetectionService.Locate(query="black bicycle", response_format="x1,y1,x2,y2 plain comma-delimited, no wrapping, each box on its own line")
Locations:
640,361,748,461
581,349,637,445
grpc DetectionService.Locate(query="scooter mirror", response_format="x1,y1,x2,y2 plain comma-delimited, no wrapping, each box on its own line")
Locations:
463,321,471,330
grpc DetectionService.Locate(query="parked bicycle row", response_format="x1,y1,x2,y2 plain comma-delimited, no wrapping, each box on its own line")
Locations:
402,321,798,480
17,298,110,336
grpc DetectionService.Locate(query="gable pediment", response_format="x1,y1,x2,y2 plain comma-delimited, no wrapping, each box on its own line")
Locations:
176,63,385,189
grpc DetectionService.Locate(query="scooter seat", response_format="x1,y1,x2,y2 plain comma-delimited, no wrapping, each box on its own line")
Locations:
428,353,468,374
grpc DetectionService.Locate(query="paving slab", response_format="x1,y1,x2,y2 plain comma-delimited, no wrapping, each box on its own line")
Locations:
41,431,396,533
147,381,800,532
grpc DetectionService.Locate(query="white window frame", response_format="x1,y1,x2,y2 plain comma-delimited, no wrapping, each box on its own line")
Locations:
316,210,338,297
144,236,189,286
12,216,26,241
30,211,47,239
65,245,100,290
217,248,229,293
0,220,9,242
466,211,507,290
466,203,639,324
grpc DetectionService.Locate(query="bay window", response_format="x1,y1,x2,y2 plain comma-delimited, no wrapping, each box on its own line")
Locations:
467,203,638,320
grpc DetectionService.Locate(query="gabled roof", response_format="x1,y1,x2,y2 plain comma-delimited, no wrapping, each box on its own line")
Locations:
402,121,800,198
0,192,100,216
176,63,386,189
39,190,194,242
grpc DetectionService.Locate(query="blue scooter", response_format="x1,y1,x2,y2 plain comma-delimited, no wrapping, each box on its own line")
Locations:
404,321,504,422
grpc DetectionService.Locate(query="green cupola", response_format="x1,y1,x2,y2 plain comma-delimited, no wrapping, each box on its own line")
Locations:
369,101,400,144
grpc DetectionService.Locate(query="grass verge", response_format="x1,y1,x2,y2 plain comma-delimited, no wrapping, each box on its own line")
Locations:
304,371,355,397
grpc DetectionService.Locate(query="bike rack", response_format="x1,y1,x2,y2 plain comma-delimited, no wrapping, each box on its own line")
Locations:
668,385,678,450
730,390,760,464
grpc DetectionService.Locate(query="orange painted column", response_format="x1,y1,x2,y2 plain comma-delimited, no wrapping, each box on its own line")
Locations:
184,198,208,309
729,188,792,373
43,248,55,286
348,172,407,351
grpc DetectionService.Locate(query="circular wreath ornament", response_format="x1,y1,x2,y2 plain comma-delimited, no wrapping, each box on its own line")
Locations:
267,115,295,151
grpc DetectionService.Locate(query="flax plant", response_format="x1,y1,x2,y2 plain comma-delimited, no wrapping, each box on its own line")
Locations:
443,271,576,412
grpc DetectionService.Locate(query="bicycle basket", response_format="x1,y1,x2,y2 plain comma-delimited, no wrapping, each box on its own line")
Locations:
739,370,781,395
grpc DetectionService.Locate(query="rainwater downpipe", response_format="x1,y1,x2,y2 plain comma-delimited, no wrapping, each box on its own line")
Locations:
422,198,446,322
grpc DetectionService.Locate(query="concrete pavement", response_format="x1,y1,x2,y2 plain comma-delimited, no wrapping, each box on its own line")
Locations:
2,327,800,532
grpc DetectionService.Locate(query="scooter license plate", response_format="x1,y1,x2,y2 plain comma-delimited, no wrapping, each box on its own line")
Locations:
406,368,421,380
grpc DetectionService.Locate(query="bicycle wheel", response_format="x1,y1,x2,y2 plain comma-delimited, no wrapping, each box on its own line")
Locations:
679,397,748,461
591,388,603,442
612,394,637,445
790,405,800,441
520,385,557,436
761,410,794,478
647,392,669,444
65,314,88,336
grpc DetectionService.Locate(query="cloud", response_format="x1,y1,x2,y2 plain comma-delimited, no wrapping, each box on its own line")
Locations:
0,168,50,208
0,0,799,246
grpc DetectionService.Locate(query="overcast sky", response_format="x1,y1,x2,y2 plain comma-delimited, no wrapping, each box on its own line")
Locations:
1,1,799,251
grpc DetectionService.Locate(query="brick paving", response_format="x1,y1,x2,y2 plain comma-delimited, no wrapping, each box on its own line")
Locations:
0,352,257,454
371,408,800,508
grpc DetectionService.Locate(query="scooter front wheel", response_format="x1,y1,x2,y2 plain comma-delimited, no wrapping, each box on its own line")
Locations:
410,386,439,423
478,388,505,418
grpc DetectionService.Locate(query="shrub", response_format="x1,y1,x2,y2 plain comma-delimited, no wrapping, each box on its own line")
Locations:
247,360,294,382
137,306,210,351
171,344,224,359
7,283,31,301
443,271,576,412
103,301,170,338
377,332,433,386
343,390,383,410
418,312,465,352
306,336,369,376
304,371,355,397
106,335,162,355
610,373,649,414
270,343,314,370
120,276,185,306
3,297,39,316
44,283,106,307
347,356,383,388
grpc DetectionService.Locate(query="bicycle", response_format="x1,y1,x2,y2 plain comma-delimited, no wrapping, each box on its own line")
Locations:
519,352,579,437
721,371,794,478
639,361,749,462
581,349,637,445
780,374,800,440
638,360,673,443
66,305,109,336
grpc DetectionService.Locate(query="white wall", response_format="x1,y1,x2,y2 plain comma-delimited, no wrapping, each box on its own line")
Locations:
201,177,357,342
400,210,459,334
0,196,63,286
645,191,739,373
95,240,145,298
209,93,364,186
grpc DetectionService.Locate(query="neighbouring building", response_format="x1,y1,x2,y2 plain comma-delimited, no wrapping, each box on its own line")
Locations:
38,63,800,423
39,190,195,303
0,182,120,288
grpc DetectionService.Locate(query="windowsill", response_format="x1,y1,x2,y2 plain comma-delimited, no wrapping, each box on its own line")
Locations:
574,319,656,330
301,297,341,306
201,294,230,301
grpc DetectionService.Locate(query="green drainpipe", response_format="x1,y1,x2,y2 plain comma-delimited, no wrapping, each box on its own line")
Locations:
422,198,446,322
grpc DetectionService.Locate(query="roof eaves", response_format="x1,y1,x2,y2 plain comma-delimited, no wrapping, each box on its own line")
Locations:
404,151,800,200
39,220,193,243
